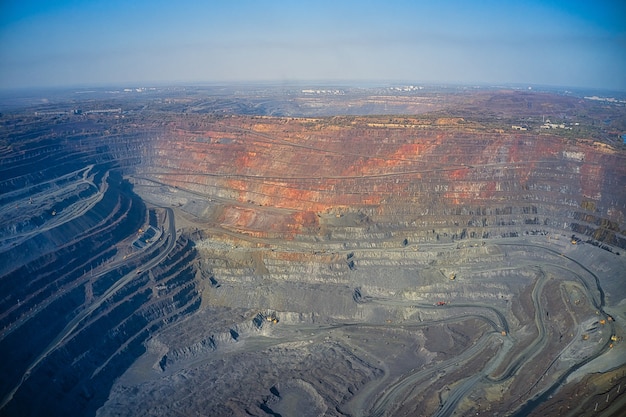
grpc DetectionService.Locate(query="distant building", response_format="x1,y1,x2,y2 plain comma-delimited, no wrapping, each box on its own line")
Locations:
84,108,121,114
541,121,571,130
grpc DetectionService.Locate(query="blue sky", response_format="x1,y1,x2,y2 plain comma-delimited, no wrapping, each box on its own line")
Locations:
0,0,624,90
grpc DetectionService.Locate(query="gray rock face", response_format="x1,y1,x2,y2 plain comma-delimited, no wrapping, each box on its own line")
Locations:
1,88,625,417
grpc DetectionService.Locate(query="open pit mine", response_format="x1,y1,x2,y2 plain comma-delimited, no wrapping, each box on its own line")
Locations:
1,87,625,417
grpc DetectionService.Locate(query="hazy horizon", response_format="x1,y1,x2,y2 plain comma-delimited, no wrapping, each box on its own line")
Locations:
1,1,625,91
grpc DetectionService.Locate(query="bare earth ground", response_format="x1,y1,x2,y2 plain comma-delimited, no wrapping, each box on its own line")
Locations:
98,210,626,417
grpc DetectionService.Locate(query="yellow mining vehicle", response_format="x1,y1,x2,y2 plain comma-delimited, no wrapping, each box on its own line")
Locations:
265,312,279,324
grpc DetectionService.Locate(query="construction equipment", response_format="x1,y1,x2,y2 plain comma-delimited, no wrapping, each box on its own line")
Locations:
265,312,279,324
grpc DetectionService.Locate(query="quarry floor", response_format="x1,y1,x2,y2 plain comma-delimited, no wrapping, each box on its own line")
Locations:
96,202,626,417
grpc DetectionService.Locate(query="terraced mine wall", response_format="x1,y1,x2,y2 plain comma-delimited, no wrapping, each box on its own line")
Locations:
1,95,625,417
138,115,626,249
0,124,201,416
123,114,626,417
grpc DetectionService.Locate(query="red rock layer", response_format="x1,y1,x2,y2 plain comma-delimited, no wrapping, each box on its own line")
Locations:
143,116,626,240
